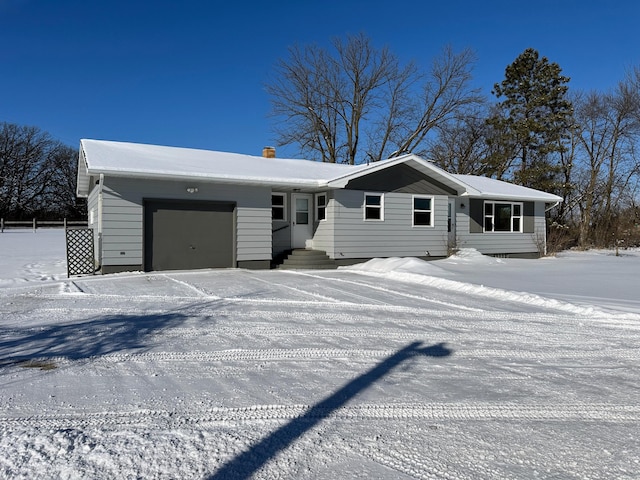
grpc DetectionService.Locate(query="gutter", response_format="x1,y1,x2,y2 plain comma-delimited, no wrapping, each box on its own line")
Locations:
84,168,329,190
545,200,561,212
97,173,104,270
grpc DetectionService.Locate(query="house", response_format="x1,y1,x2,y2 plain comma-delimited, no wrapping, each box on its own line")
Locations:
76,139,562,274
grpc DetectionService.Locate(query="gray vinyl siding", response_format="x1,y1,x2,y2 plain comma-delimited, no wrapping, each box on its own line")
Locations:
99,176,271,267
315,189,449,259
456,201,546,255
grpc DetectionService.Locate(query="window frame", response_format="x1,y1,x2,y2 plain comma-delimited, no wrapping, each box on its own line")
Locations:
271,192,287,221
363,192,384,221
412,195,435,228
483,201,523,233
315,193,327,222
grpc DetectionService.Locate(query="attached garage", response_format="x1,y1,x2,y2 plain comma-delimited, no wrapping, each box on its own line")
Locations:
144,200,236,271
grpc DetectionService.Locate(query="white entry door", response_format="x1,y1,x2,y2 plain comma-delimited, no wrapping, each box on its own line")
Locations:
292,193,313,249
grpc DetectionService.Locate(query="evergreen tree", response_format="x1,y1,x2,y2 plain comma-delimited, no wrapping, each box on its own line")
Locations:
486,48,573,192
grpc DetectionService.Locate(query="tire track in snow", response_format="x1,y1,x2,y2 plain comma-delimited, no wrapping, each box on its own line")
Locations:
247,273,384,305
2,403,639,430
161,274,219,298
84,345,639,365
22,291,640,329
297,270,640,319
350,442,455,480
10,342,637,369
282,270,484,312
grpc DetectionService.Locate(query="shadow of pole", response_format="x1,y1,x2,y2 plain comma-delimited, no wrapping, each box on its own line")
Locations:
207,341,452,480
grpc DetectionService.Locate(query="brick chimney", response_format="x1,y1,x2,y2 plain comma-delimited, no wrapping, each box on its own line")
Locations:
262,146,276,158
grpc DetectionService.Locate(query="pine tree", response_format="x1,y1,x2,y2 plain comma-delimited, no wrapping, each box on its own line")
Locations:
486,48,573,192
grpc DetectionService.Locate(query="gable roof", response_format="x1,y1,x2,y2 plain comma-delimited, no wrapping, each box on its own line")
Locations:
77,139,562,203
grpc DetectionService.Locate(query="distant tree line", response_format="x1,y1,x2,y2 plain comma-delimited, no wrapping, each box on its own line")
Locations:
0,122,85,220
267,36,640,251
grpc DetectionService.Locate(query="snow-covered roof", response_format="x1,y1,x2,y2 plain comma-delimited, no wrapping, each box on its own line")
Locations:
77,139,368,194
453,174,562,202
77,139,562,203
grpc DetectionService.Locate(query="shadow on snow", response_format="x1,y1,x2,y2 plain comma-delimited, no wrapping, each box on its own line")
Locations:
0,312,188,367
207,341,452,480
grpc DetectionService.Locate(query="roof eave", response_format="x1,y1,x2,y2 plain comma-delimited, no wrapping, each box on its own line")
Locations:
462,192,564,202
76,147,90,198
84,167,329,190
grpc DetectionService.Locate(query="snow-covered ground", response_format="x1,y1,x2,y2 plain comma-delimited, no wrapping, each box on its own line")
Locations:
0,229,639,479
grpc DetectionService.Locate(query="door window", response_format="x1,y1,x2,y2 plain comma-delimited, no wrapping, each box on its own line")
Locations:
296,198,309,224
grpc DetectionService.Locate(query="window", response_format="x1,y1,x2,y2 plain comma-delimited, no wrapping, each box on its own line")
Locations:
316,193,327,221
484,201,523,232
295,197,309,224
413,196,434,227
364,193,383,220
272,193,286,221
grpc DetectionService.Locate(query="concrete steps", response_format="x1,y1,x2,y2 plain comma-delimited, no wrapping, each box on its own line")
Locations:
277,249,337,270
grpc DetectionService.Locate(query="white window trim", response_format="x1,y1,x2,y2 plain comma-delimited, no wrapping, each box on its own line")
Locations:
315,193,327,222
272,192,287,221
363,192,384,221
412,195,435,227
483,201,523,233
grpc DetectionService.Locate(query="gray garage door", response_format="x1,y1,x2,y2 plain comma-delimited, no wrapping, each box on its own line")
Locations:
144,200,235,271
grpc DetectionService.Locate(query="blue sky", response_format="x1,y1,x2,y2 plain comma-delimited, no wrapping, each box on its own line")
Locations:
1,0,638,158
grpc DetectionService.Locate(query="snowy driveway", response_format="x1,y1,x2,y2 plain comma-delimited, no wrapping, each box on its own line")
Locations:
1,257,639,479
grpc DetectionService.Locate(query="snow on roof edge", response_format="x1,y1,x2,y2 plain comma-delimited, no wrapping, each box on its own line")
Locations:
78,139,563,201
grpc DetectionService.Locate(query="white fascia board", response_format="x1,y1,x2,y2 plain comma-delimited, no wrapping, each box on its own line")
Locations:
326,156,407,188
85,167,328,190
76,147,91,198
462,193,564,202
326,154,474,194
404,157,479,195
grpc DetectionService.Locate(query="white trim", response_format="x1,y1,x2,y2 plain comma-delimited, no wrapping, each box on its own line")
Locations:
412,195,434,227
291,193,314,249
363,192,384,221
483,201,524,233
327,154,470,195
271,192,287,221
315,193,327,222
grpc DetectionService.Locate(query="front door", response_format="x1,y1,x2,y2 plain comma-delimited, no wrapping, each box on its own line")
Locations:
292,193,313,249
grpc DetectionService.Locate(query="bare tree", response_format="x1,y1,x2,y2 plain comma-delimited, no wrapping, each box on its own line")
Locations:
389,46,483,159
267,35,481,164
46,143,85,219
0,122,82,220
572,76,640,248
426,107,491,174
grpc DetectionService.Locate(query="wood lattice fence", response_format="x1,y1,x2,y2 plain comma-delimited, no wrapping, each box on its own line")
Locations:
65,228,95,277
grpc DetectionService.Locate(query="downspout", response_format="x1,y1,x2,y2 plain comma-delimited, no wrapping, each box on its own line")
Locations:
97,173,104,271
